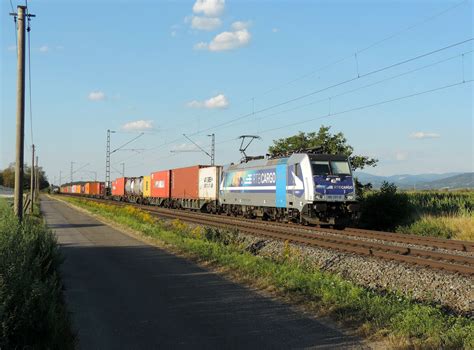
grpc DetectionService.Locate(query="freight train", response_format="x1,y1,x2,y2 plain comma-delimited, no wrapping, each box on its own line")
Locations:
60,152,359,228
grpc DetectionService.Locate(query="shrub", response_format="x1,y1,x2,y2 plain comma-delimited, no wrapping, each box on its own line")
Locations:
359,182,413,231
0,201,74,349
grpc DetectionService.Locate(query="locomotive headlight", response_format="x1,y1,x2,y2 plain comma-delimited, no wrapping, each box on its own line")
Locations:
315,193,324,199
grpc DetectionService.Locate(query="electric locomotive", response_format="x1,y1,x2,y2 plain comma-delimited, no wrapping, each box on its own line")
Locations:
219,150,359,227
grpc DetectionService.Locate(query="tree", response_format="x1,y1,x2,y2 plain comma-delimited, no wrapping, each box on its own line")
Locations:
268,126,377,171
0,163,49,190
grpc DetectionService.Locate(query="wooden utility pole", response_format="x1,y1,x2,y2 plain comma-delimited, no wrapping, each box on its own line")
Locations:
35,155,39,199
30,144,35,213
10,5,35,221
12,6,27,221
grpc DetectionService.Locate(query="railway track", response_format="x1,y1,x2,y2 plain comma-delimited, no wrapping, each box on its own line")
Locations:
60,195,474,276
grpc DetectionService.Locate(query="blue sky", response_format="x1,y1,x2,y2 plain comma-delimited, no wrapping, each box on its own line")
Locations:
1,0,473,184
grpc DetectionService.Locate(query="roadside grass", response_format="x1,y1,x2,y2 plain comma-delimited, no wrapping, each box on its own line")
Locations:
0,198,75,349
62,196,474,349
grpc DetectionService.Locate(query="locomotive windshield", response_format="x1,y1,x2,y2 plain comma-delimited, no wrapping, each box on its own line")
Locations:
311,160,351,176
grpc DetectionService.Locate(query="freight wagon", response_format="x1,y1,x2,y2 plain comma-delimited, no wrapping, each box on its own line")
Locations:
111,177,144,203
148,170,171,206
169,165,221,210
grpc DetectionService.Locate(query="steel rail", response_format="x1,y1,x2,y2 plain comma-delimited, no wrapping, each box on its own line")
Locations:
59,195,474,276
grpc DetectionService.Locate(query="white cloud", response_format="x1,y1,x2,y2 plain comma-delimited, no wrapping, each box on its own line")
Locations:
122,120,154,131
192,0,225,17
196,22,251,52
188,93,229,109
88,91,106,101
194,42,208,50
190,16,222,31
231,21,250,30
7,45,16,51
56,45,64,50
272,28,279,33
410,131,441,139
39,45,49,53
171,30,177,37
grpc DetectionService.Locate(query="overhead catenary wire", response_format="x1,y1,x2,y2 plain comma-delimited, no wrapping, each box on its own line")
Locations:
121,79,473,171
221,50,473,132
146,1,470,143
256,80,473,136
257,0,470,97
122,37,472,166
115,37,472,172
184,38,473,138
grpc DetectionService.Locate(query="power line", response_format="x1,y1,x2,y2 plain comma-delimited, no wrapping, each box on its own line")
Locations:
9,0,18,55
225,50,473,131
115,38,472,170
256,80,473,136
26,6,33,145
257,0,470,97
187,38,473,137
118,79,473,171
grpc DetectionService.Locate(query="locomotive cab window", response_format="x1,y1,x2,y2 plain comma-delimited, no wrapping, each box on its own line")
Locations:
330,161,351,176
311,161,330,175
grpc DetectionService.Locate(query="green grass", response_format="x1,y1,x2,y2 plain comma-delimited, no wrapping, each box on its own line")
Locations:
0,198,75,349
62,196,474,349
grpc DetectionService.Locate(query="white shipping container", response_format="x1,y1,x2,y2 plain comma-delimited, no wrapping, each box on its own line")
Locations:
199,166,221,200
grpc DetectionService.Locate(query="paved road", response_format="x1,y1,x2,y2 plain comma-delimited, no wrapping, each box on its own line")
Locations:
41,197,364,349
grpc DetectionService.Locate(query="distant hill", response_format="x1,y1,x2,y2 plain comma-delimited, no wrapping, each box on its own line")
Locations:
355,172,473,190
423,173,474,190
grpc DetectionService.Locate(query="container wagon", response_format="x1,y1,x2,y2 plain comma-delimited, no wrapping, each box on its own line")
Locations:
149,170,171,206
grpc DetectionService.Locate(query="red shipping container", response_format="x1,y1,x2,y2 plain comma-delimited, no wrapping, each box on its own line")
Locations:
112,177,125,196
150,170,171,198
87,182,104,195
171,165,207,200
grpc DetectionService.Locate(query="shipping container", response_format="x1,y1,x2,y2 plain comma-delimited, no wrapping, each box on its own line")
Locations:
112,177,125,196
171,165,208,200
86,182,104,195
143,176,151,197
198,166,221,200
125,177,143,196
150,170,171,198
71,184,81,194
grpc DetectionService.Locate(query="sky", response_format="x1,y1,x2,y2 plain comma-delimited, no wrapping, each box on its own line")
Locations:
1,0,473,184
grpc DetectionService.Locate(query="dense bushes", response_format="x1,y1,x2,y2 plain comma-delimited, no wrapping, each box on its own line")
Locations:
0,200,74,349
358,182,413,231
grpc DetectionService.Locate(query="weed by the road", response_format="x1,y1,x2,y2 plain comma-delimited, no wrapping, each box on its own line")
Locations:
63,196,474,349
0,199,75,349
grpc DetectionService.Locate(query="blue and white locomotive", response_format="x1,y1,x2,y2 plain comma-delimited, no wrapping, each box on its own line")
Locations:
219,152,359,227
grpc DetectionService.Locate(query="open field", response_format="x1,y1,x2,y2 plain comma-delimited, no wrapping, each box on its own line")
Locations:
62,196,474,349
399,191,473,241
359,189,474,241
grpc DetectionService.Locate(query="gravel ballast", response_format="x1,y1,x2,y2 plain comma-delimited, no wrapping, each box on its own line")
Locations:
236,231,474,315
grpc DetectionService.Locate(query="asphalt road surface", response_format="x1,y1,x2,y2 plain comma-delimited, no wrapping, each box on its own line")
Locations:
41,197,365,349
